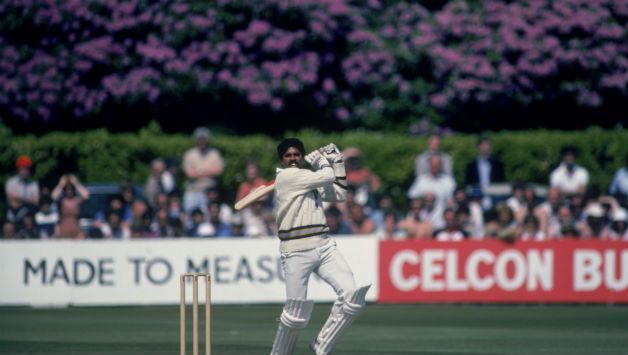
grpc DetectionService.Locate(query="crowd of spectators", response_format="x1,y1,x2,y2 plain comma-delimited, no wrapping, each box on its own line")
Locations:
2,129,628,241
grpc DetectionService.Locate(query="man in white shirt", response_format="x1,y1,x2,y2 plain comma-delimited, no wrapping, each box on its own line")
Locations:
182,127,224,213
5,155,40,207
408,155,456,214
549,146,589,196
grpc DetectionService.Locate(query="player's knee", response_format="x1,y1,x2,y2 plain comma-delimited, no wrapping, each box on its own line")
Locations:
279,299,314,329
341,284,371,316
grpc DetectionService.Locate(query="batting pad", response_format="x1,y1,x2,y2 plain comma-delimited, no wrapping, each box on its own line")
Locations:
270,299,314,355
312,284,371,355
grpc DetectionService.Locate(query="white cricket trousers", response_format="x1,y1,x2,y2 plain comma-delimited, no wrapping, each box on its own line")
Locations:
280,239,356,303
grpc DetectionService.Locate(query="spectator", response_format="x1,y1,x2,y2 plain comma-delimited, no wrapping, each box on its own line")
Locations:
325,205,352,235
187,208,213,237
236,160,270,203
433,208,468,241
379,211,407,240
577,203,608,238
152,208,175,237
167,192,187,227
408,155,456,217
51,174,89,239
242,200,273,237
17,213,39,239
506,182,526,214
609,158,628,207
370,194,396,233
466,187,485,237
5,155,39,207
456,204,482,239
398,198,433,239
205,186,232,225
347,203,376,235
95,194,130,228
129,199,150,236
535,187,564,234
208,201,232,237
5,195,31,231
229,213,246,237
100,210,131,239
414,133,453,177
141,212,159,238
144,158,176,207
485,203,519,242
550,146,589,196
35,196,59,239
464,136,506,189
343,147,381,207
419,192,446,230
119,183,137,225
182,127,224,213
547,204,576,239
2,222,17,239
520,215,547,241
601,208,628,240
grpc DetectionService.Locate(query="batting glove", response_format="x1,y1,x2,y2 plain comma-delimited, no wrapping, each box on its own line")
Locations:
319,143,343,163
305,150,330,170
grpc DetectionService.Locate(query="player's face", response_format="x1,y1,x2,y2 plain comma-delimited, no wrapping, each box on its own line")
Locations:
282,147,303,168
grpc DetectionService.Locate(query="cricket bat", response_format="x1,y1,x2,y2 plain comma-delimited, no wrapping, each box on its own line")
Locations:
234,182,275,210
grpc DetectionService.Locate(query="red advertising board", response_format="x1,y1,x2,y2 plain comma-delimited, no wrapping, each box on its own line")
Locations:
379,240,628,303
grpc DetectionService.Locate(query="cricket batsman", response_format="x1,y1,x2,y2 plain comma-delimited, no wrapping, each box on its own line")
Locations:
270,138,371,355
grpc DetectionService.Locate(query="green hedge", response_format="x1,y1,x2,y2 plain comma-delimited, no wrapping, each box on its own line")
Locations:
1,125,626,207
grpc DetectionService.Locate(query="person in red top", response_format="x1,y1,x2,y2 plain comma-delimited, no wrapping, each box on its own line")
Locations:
236,160,270,202
342,147,381,207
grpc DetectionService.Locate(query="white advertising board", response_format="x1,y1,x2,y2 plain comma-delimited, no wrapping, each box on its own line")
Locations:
0,236,378,306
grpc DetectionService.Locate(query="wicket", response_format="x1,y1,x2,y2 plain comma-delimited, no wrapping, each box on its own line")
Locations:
180,273,211,355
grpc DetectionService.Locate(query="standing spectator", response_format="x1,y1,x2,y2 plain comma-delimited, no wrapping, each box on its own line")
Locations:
5,155,40,207
408,155,456,216
609,159,628,207
343,147,381,207
433,208,468,241
464,136,506,189
35,196,59,239
550,146,589,196
182,127,224,213
347,203,376,235
52,174,89,239
414,133,453,177
236,160,270,203
398,198,433,239
144,158,176,207
325,205,352,235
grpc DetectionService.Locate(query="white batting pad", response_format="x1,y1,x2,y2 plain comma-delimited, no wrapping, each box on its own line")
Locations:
312,284,371,355
270,299,314,355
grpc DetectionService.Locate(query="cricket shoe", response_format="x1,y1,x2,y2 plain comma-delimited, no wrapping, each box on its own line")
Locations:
309,338,330,355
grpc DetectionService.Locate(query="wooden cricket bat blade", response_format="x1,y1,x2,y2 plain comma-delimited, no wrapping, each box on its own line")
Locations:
234,184,275,210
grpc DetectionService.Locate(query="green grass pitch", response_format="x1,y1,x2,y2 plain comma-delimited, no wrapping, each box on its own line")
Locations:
1,304,627,354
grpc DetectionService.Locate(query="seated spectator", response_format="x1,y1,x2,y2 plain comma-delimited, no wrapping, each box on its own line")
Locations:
242,200,274,237
550,146,589,196
520,215,547,241
370,194,396,233
456,204,482,239
17,213,39,239
347,203,376,235
577,203,608,238
547,204,577,239
609,158,628,207
325,206,352,235
144,158,176,208
535,187,564,233
466,187,485,236
5,155,39,208
208,201,232,237
141,212,160,238
379,211,407,240
418,192,446,230
35,196,58,239
506,182,526,218
100,210,131,239
167,192,187,227
52,174,89,239
229,213,246,237
414,133,453,177
6,196,31,231
484,203,519,242
569,193,587,222
343,147,381,207
433,208,468,241
152,208,175,237
205,186,232,226
236,160,270,203
183,127,224,213
187,208,214,237
398,198,433,239
464,136,506,189
408,155,456,217
601,208,628,240
2,222,17,239
95,194,131,227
